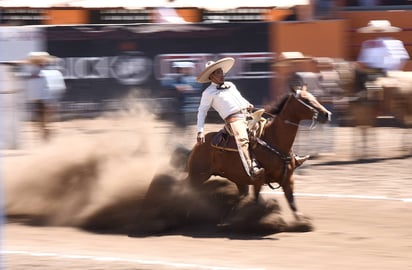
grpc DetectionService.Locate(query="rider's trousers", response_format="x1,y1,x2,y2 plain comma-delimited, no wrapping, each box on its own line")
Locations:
229,118,253,177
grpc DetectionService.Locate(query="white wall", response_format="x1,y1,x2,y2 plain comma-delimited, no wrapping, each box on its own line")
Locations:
0,65,24,149
0,26,44,62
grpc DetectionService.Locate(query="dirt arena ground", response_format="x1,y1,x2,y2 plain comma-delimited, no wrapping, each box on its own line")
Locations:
1,110,411,270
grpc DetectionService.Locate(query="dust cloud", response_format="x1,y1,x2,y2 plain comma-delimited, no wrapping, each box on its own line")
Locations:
3,103,312,236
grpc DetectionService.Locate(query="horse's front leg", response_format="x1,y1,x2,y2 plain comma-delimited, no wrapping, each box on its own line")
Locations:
252,182,264,203
282,175,305,220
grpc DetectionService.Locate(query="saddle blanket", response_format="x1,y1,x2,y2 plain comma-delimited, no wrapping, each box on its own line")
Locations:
211,127,238,152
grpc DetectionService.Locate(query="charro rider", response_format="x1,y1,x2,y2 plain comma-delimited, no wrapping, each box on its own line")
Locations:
196,57,308,181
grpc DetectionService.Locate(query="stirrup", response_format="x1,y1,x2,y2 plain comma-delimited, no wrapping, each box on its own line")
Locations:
250,166,265,179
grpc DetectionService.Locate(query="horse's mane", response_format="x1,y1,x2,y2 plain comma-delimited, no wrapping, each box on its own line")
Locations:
264,94,290,115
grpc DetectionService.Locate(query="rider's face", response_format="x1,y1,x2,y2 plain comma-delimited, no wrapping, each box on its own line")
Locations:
209,68,225,85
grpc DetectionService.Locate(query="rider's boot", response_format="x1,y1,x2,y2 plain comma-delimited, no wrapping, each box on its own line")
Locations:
250,166,265,178
294,154,310,168
250,159,265,180
235,132,265,181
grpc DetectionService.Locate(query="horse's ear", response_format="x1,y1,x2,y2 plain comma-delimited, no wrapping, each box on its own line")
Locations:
290,86,304,97
289,84,307,96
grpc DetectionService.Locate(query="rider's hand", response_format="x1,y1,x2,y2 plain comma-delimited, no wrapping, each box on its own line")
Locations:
197,132,205,145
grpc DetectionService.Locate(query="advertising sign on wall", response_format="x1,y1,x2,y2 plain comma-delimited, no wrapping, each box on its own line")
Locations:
46,22,273,117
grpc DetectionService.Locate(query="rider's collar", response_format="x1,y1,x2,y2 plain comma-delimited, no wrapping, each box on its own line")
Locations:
214,82,231,90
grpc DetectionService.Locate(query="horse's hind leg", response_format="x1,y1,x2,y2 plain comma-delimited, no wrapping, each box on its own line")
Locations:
186,144,213,187
187,170,211,188
235,183,249,198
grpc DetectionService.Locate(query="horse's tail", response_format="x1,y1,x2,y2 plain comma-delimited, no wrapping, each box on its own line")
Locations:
170,145,192,171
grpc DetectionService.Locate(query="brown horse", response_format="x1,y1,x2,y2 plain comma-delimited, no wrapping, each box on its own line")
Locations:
333,63,412,156
186,87,332,220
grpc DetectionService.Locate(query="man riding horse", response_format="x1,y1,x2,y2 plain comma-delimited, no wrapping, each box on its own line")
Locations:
195,57,308,182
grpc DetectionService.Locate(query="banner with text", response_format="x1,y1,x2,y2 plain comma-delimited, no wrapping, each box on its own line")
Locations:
46,23,273,117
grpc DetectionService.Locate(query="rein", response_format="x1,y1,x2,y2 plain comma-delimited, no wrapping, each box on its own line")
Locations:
255,95,320,189
263,97,320,130
284,119,318,130
255,137,292,190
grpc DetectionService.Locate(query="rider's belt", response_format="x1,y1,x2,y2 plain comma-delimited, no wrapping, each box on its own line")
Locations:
225,110,247,123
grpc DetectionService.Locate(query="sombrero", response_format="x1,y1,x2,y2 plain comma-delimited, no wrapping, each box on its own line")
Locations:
274,52,313,66
196,57,235,83
26,52,56,65
357,20,401,33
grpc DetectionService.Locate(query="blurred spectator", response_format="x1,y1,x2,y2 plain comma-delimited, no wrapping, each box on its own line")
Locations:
42,65,66,121
358,0,379,6
346,0,379,6
381,0,409,5
283,6,298,21
313,0,338,19
345,0,410,6
170,61,200,91
23,52,66,140
161,61,201,128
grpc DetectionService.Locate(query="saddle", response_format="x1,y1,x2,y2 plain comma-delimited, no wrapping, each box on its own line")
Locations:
211,109,267,152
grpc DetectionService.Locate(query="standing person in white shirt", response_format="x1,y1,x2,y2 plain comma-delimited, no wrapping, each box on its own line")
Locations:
195,57,265,180
42,65,66,122
24,52,63,140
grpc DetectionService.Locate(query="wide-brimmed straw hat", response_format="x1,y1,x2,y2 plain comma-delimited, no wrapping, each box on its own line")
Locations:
196,57,234,83
274,52,313,66
25,52,56,66
357,20,401,33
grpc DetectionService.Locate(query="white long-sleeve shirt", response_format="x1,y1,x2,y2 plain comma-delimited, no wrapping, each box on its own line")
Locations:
25,72,49,102
25,68,66,103
42,69,66,101
197,81,251,133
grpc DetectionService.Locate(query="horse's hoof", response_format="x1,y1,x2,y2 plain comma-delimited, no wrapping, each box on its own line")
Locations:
294,211,310,221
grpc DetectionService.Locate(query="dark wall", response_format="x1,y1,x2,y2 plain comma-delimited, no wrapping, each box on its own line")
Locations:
45,22,273,117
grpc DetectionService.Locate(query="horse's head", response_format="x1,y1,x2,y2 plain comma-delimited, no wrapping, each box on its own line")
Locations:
290,85,332,124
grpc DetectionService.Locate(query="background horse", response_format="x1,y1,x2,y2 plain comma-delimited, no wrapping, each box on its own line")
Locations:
186,87,331,220
333,62,412,157
375,73,412,154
